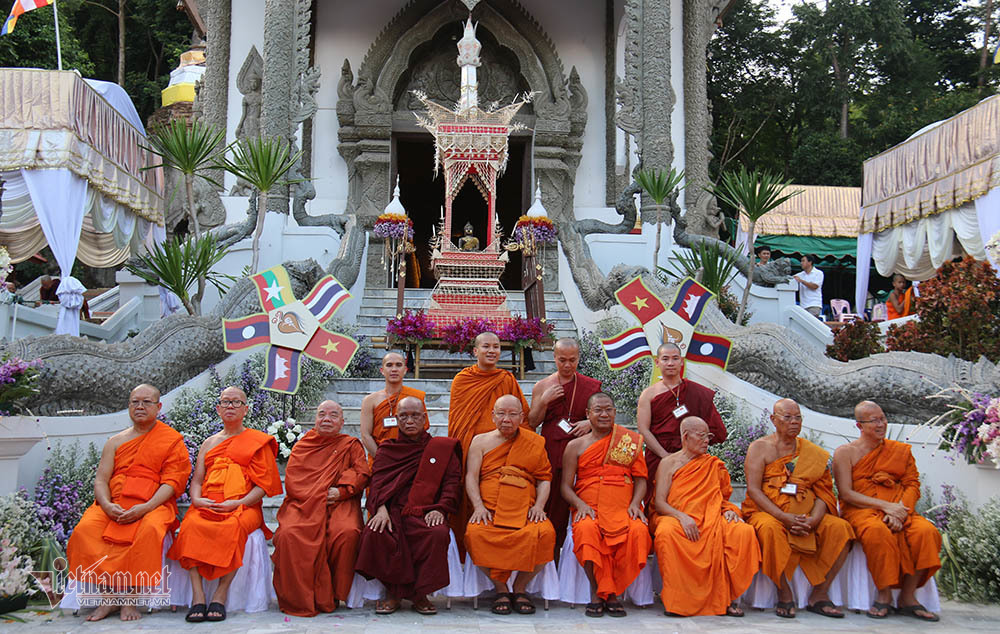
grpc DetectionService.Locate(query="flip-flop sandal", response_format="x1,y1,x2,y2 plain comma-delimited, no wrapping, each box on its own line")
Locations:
585,602,604,617
867,601,893,619
375,599,400,615
491,594,512,615
512,593,536,615
725,604,745,617
604,600,627,617
185,603,207,623
897,603,939,622
806,600,844,618
412,599,437,615
775,600,796,618
205,602,226,622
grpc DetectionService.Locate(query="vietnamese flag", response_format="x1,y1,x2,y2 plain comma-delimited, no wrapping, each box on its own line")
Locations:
303,329,359,373
614,276,668,325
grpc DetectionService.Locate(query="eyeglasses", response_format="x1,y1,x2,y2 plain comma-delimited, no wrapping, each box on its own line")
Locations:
689,432,715,441
397,413,425,420
857,416,887,425
218,399,246,408
129,399,158,407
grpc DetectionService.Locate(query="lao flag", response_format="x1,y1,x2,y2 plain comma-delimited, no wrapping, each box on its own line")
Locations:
615,277,667,325
601,327,652,370
670,278,713,325
302,275,350,323
222,314,269,351
303,329,359,373
263,346,302,394
686,331,731,370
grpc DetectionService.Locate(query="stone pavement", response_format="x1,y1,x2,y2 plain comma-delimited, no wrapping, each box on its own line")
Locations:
5,599,1000,633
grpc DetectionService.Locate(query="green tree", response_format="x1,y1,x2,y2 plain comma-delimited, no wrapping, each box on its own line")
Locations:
0,2,94,75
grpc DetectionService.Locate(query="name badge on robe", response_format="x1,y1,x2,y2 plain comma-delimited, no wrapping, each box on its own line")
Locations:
382,416,398,428
672,404,689,419
780,483,798,495
558,418,573,434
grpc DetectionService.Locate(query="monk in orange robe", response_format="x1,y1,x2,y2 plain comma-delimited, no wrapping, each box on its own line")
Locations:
66,384,191,622
448,332,529,552
743,398,854,618
464,395,556,615
528,337,602,557
833,400,941,622
167,386,283,622
652,416,760,617
271,400,370,616
359,351,427,461
561,392,650,618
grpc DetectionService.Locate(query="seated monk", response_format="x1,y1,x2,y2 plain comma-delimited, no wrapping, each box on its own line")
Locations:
359,351,427,462
167,386,283,623
464,395,556,616
448,332,530,553
561,392,651,618
833,401,941,622
743,398,854,619
356,396,462,616
66,384,191,622
652,417,760,617
271,400,370,616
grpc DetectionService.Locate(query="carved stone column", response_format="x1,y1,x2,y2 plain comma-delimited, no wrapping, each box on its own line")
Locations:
640,0,674,199
201,0,231,189
261,0,295,212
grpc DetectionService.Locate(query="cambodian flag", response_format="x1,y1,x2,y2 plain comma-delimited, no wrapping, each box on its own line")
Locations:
263,346,301,394
1,0,53,36
670,278,713,326
302,275,350,323
686,331,731,370
601,327,652,370
222,314,269,351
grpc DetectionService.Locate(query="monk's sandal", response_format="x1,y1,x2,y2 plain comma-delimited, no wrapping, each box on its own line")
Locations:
585,602,604,617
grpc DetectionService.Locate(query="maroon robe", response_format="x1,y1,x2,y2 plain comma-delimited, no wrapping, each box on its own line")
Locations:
538,372,601,554
355,432,462,600
646,379,727,480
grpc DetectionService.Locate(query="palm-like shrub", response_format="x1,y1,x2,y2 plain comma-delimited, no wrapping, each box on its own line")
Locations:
125,234,231,315
635,167,685,271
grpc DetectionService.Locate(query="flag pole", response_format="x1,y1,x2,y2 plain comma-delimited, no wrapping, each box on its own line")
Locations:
52,0,63,70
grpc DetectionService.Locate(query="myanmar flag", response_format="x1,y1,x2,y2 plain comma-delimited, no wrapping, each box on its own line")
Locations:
1,0,53,36
252,265,297,312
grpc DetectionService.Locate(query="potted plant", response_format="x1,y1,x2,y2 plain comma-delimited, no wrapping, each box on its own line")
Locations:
0,534,36,616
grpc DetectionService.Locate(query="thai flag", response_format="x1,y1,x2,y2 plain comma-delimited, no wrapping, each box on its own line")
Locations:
222,314,269,351
303,328,359,372
2,1,53,36
686,331,731,370
303,275,351,323
670,278,713,325
601,327,652,370
263,346,302,394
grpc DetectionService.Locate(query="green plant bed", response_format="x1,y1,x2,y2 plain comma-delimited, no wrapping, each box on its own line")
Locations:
0,594,28,615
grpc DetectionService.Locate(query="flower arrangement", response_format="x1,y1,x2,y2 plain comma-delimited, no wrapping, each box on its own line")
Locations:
0,532,36,603
386,310,436,343
0,247,12,305
33,442,100,547
926,386,1000,465
440,317,498,355
708,393,771,483
498,315,554,350
267,418,304,463
373,213,415,241
512,215,557,247
0,355,42,415
578,318,652,423
985,229,1000,260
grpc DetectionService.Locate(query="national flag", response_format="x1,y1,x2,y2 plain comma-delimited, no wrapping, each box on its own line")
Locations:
222,313,269,351
1,0,53,36
252,265,296,312
303,328,359,372
601,327,652,370
686,331,732,370
670,277,713,326
262,346,301,394
994,40,1000,65
302,275,350,323
614,276,667,325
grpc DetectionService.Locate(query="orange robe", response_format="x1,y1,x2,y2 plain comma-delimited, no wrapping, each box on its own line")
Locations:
464,429,556,584
571,425,651,599
168,429,283,580
448,365,530,551
67,421,191,586
271,431,370,616
742,438,854,587
652,454,760,616
370,386,427,446
840,439,941,589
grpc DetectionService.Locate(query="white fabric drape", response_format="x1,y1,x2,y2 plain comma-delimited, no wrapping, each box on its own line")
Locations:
975,186,1000,271
870,202,985,280
855,225,873,315
158,286,183,317
22,168,88,336
735,226,751,255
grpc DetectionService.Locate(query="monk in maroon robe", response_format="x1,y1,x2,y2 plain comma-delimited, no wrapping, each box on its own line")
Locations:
355,396,462,616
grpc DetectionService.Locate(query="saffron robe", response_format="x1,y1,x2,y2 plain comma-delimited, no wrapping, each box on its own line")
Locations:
168,429,282,580
646,380,727,480
355,433,462,599
652,454,760,616
742,438,854,586
840,439,941,589
271,431,370,616
447,365,530,551
67,421,191,584
464,429,556,584
571,425,651,599
370,385,427,446
539,372,601,552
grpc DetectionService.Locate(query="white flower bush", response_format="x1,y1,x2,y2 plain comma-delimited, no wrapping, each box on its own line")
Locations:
0,533,36,598
269,418,305,464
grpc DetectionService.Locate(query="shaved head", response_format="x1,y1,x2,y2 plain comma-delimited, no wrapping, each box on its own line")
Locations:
854,400,881,420
382,351,405,365
493,394,523,413
680,416,708,435
474,331,500,347
398,395,424,412
554,338,580,352
220,386,247,400
657,342,682,356
315,400,344,435
130,384,161,402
